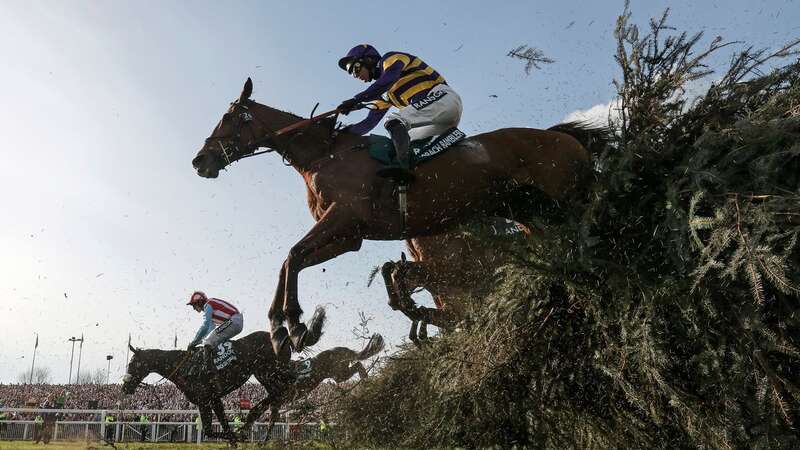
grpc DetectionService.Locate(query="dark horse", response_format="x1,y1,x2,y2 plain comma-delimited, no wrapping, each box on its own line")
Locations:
241,333,385,439
122,309,324,446
192,78,607,355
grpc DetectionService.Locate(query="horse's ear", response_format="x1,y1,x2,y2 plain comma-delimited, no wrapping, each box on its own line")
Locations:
240,77,253,102
400,252,407,262
128,343,139,354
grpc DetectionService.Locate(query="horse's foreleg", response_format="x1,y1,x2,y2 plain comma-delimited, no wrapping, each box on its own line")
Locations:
269,264,290,355
282,205,362,351
210,399,235,445
199,405,216,439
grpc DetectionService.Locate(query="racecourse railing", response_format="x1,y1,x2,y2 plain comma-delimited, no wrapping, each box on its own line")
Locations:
0,408,328,443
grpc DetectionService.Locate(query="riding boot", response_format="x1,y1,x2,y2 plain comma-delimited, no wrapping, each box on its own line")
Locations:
378,120,415,184
203,346,224,395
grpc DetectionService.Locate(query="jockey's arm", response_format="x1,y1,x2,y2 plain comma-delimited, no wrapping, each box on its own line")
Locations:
188,303,214,348
346,105,389,135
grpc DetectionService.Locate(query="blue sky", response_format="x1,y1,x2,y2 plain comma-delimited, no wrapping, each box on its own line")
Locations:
1,0,797,384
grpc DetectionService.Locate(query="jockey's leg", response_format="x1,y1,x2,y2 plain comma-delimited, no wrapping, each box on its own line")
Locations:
201,345,223,394
378,85,462,183
202,328,227,394
401,84,463,141
379,119,414,183
205,315,242,392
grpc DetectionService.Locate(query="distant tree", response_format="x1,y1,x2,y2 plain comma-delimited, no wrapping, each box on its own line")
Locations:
16,367,52,384
75,368,108,385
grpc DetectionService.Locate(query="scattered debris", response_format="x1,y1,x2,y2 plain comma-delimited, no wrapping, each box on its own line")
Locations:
507,45,555,75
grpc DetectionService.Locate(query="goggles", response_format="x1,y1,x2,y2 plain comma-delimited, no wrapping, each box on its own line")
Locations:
346,59,364,75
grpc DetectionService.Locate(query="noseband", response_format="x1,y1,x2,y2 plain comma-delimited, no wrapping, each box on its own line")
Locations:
203,100,275,166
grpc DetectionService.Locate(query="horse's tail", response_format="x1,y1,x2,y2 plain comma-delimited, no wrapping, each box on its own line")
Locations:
548,121,612,156
356,333,385,360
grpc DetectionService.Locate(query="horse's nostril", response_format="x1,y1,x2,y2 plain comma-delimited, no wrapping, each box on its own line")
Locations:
192,154,206,169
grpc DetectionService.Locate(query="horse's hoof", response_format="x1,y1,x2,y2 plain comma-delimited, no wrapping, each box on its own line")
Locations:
289,323,307,352
419,323,428,340
271,326,290,355
304,306,327,347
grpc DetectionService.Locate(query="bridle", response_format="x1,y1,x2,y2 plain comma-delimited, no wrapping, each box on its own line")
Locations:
202,100,371,169
203,100,277,166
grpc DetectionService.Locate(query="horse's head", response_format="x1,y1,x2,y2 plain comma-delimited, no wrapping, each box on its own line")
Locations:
121,344,150,395
193,78,271,178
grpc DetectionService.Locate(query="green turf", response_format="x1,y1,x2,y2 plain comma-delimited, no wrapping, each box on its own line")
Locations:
0,441,334,450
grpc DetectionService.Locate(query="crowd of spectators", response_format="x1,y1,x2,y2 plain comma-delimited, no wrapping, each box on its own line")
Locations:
0,383,271,421
0,380,346,425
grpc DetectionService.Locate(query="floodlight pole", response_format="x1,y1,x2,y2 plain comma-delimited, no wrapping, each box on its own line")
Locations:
75,333,84,384
106,355,114,384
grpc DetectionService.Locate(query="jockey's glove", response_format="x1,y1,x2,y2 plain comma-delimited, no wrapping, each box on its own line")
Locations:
337,98,359,115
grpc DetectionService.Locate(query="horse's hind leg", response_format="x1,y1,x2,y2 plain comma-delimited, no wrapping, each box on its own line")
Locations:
263,404,280,443
382,261,414,311
415,306,455,331
418,321,429,340
408,319,421,347
240,394,272,437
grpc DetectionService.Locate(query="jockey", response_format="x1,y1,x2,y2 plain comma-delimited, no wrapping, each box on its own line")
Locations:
186,291,243,392
337,44,463,183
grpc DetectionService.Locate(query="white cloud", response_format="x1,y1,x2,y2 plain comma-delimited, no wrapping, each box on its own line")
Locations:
562,78,714,127
563,98,621,126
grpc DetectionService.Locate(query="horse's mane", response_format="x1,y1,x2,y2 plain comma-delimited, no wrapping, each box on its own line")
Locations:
252,100,338,132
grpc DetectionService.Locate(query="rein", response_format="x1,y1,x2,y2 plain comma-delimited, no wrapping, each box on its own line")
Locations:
134,351,192,409
273,108,341,137
234,104,373,163
139,351,192,390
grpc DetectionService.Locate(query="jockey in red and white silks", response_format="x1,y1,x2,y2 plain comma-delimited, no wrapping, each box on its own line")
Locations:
187,291,243,350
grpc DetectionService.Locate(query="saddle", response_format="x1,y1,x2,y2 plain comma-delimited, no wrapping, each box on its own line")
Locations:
291,358,313,383
366,127,467,168
188,341,238,374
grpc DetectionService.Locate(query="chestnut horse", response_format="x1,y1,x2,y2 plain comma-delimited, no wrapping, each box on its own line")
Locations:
377,217,530,343
192,78,606,354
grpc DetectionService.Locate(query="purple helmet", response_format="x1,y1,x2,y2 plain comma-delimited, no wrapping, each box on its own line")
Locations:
338,44,381,71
